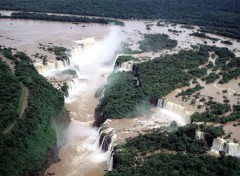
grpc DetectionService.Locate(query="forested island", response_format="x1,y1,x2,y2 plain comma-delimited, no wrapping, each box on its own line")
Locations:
98,45,240,121
0,47,67,175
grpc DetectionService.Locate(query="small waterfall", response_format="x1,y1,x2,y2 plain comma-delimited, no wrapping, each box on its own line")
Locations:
94,124,117,171
101,88,106,99
195,131,205,140
211,138,240,157
227,143,240,157
94,129,104,148
157,99,164,108
66,77,79,96
108,152,114,171
117,61,133,72
136,80,139,86
99,136,106,151
163,101,191,124
211,138,226,153
35,59,70,76
158,99,191,125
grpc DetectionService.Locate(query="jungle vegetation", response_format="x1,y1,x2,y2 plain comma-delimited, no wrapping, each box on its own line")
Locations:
0,47,66,176
107,125,239,176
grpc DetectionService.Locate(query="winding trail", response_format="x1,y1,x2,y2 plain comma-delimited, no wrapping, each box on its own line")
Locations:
19,83,29,118
4,83,29,134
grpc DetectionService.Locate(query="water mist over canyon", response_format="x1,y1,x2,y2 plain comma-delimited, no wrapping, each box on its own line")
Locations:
45,26,122,176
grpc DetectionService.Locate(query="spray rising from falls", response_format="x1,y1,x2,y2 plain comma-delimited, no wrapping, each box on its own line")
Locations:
70,28,122,82
52,27,122,175
157,99,191,125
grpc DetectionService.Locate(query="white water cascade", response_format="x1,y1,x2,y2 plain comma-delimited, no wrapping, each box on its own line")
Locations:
65,77,80,96
46,27,122,175
157,99,164,108
211,137,240,157
195,131,205,140
35,59,70,76
116,61,134,72
157,99,192,125
101,88,106,99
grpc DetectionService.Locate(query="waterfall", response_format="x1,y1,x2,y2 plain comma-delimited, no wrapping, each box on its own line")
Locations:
211,138,226,153
116,61,133,72
35,59,70,76
157,99,191,125
227,142,240,157
94,130,104,148
157,99,164,108
99,136,106,151
163,101,191,124
108,152,114,171
66,78,79,96
101,88,106,99
136,80,139,86
195,131,205,140
211,138,240,157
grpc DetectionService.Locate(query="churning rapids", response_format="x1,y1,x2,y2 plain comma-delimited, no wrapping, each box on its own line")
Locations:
45,27,121,176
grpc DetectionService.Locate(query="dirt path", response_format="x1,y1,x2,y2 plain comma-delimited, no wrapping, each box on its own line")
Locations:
19,83,29,118
3,83,29,134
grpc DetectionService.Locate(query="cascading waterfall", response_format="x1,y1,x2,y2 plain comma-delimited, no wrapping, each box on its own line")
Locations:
101,88,106,99
116,61,133,72
95,119,118,172
45,27,122,175
157,99,191,125
65,77,80,97
211,138,240,157
163,101,191,124
195,131,205,140
227,142,240,157
157,99,164,108
108,152,114,171
35,59,70,76
211,137,227,153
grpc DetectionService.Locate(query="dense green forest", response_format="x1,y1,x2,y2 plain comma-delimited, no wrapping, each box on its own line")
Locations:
99,45,239,122
139,34,177,52
0,0,240,39
0,12,124,25
0,48,66,175
107,125,240,176
0,61,21,133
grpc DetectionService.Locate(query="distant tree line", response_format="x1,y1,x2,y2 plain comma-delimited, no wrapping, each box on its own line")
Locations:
0,12,124,26
0,0,240,39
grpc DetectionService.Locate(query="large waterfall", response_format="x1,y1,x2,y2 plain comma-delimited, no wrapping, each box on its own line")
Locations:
96,121,117,172
211,137,240,157
116,61,134,72
44,27,122,175
157,99,191,125
35,59,70,76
